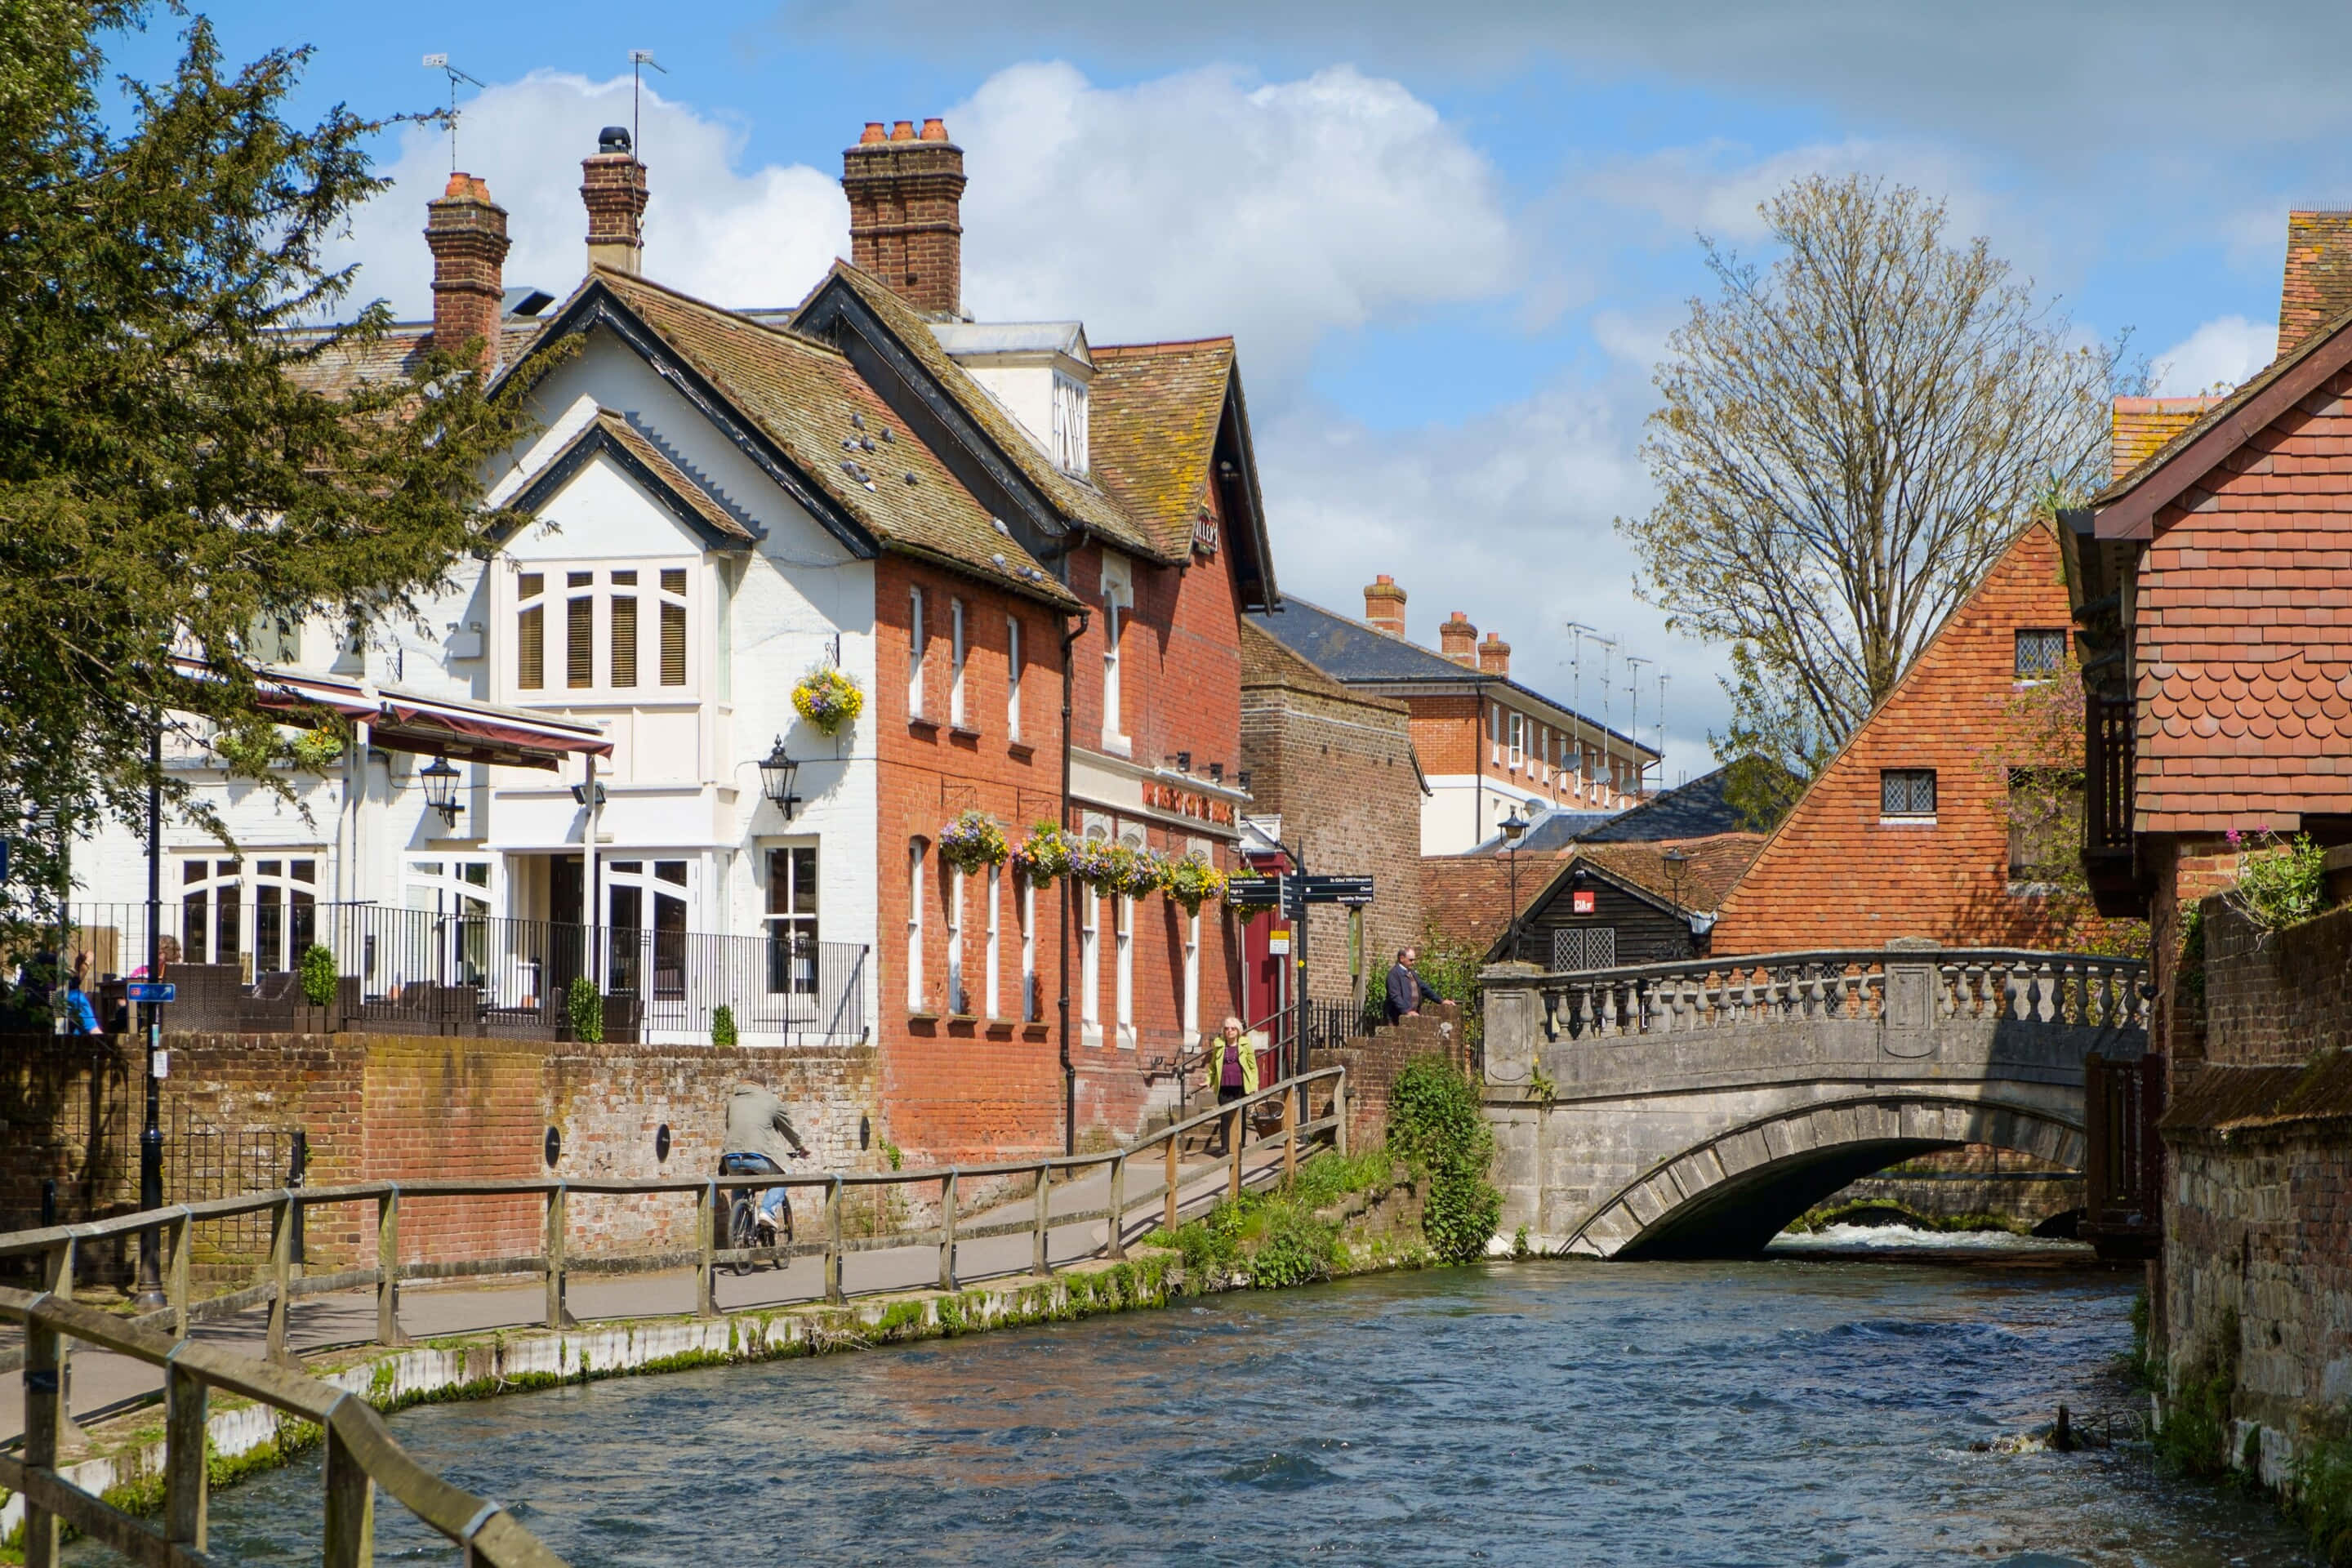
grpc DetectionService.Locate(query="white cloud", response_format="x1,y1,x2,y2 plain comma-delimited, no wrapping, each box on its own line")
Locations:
952,62,1512,382
2151,314,2274,396
329,71,846,318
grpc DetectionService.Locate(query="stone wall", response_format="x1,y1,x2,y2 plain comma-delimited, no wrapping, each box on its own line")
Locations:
1,1031,883,1283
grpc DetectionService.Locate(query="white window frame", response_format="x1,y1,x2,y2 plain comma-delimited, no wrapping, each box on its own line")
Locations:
1080,884,1102,1042
949,598,969,728
906,839,928,1011
908,585,928,720
1100,556,1133,756
506,559,695,704
984,863,1001,1019
1115,889,1135,1049
1006,616,1023,740
1508,712,1525,771
1051,371,1089,474
947,865,968,1014
1490,702,1503,766
1019,873,1038,1022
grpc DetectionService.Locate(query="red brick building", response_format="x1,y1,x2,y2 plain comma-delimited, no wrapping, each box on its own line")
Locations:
1710,521,2125,954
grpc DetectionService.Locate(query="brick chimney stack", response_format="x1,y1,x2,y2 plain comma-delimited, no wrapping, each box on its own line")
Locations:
1477,631,1511,676
842,117,967,318
425,172,509,376
581,126,649,275
1363,575,1407,638
1439,612,1478,667
2278,211,2352,359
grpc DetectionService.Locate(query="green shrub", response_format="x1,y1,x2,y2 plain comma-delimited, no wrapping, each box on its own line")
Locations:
2155,1311,2239,1479
2292,1422,2352,1566
298,942,337,1007
1387,1054,1502,1263
710,1003,737,1048
2231,830,2330,930
566,975,604,1044
1248,1207,1340,1289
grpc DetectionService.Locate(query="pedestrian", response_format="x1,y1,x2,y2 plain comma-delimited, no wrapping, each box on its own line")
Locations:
1205,1015,1258,1156
61,951,103,1036
1385,947,1442,1023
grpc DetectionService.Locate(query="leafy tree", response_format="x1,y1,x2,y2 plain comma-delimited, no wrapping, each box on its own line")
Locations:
0,3,538,918
1619,174,2122,786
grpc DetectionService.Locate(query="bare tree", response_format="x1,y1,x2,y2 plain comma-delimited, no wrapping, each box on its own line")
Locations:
1620,174,2119,798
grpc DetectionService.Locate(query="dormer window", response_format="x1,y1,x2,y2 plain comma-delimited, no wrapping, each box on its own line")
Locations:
1052,372,1089,474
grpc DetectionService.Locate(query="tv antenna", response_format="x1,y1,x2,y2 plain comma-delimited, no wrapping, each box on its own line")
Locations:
629,50,668,169
1624,657,1650,795
1655,670,1671,786
1563,621,1598,802
421,55,486,175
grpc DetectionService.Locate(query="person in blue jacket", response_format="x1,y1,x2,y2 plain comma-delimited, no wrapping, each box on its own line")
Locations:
61,952,102,1036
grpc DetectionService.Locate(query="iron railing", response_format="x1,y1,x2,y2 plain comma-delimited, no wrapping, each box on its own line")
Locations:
2086,693,2136,854
25,902,867,1043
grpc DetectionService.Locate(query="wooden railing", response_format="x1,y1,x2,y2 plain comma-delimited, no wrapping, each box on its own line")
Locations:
0,1067,1347,1562
1499,948,2150,1041
0,1283,566,1567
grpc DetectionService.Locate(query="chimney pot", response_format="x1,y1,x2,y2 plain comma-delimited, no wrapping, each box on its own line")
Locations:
425,172,510,377
2278,210,2352,359
1362,574,1408,638
860,121,887,145
1477,631,1512,677
1438,611,1478,667
581,131,650,276
842,117,967,318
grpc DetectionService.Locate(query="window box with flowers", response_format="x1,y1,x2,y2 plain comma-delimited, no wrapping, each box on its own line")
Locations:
792,664,865,737
938,809,1009,875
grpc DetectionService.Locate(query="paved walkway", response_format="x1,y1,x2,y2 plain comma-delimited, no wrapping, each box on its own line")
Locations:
2,1137,1296,1444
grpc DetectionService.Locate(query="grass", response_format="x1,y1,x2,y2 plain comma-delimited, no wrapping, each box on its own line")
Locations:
1142,1147,1397,1290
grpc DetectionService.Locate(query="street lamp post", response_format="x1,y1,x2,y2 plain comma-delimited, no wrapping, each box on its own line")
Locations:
1500,809,1530,964
134,720,166,1310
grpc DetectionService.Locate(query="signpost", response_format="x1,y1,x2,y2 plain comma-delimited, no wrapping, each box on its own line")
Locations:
127,982,176,1005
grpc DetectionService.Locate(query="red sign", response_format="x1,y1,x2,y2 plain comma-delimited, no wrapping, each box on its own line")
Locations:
1142,779,1235,826
1572,889,1597,915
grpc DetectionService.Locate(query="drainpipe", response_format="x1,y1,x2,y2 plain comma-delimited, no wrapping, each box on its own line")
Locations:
1058,606,1091,1156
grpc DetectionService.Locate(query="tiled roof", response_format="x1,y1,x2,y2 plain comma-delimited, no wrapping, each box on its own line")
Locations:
551,268,1078,609
2109,396,2224,479
1577,833,1763,914
1089,339,1234,559
1507,811,1622,852
1420,855,1522,950
1238,619,1402,711
1571,763,1779,843
808,263,1171,563
1249,596,1653,755
589,409,755,543
283,319,547,400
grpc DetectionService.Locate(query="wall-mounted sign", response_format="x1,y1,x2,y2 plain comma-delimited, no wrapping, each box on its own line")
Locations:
1267,928,1290,954
127,982,176,1004
1142,778,1236,826
1572,889,1597,915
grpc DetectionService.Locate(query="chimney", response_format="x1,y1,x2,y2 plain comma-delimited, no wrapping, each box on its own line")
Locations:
1439,611,1477,667
842,115,967,318
425,172,510,376
1363,575,1407,638
2278,211,2352,358
581,126,649,275
1477,631,1511,677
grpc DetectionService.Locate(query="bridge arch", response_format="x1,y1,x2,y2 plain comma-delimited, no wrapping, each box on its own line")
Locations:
1561,1092,2086,1260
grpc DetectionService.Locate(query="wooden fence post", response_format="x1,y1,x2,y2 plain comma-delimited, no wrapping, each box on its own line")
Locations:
1227,1109,1244,1201
163,1356,209,1551
695,1182,716,1320
375,1188,403,1347
938,1170,959,1292
41,1236,73,1415
1334,1073,1350,1157
543,1183,569,1330
266,1196,293,1365
22,1315,64,1568
1031,1164,1051,1276
1281,1090,1298,1186
824,1177,844,1303
1105,1153,1127,1260
322,1419,376,1568
1165,1134,1180,1232
167,1210,191,1341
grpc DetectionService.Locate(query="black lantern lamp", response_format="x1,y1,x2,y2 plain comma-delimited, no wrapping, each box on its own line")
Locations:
1500,808,1530,964
418,755,463,828
759,737,803,821
1662,847,1691,910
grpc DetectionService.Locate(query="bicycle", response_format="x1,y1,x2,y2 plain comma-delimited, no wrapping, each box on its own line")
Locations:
719,1151,800,1276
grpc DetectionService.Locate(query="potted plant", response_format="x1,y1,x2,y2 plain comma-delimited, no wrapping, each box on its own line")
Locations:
711,1003,738,1048
1107,844,1166,899
1162,853,1227,914
938,809,1010,875
1013,823,1075,887
1065,835,1117,893
791,663,865,737
296,942,339,1032
566,974,604,1044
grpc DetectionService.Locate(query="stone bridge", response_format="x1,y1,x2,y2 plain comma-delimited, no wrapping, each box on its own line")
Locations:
1478,942,2149,1258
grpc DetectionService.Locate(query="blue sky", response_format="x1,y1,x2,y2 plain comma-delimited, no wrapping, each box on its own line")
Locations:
126,2,2344,779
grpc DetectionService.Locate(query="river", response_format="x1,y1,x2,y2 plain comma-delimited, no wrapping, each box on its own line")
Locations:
111,1245,2315,1566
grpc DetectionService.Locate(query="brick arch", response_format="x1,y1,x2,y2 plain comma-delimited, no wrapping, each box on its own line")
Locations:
1563,1092,2086,1260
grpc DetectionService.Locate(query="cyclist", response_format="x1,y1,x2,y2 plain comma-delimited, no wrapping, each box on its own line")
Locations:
720,1081,810,1239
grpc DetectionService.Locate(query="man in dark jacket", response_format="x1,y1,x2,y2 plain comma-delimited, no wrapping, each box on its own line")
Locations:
1384,947,1442,1024
722,1082,809,1235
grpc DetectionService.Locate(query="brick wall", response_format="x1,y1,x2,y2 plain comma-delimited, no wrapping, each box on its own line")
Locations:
2201,898,2352,1067
2,1032,882,1280
1711,523,2133,952
1241,653,1425,1004
1316,1001,1469,1152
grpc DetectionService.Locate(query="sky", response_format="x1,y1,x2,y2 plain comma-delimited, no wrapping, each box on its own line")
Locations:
116,2,2349,782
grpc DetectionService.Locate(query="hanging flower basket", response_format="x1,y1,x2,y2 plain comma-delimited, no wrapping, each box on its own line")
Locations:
1110,845,1168,899
1162,853,1227,914
1064,835,1118,892
938,809,1009,874
1012,823,1074,887
791,664,865,737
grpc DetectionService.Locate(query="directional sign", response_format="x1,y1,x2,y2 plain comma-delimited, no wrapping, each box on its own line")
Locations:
1226,875,1283,906
1301,875,1375,906
127,982,176,1004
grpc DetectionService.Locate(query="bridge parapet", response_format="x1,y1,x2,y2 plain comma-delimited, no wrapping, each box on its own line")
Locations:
1489,945,2148,1045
